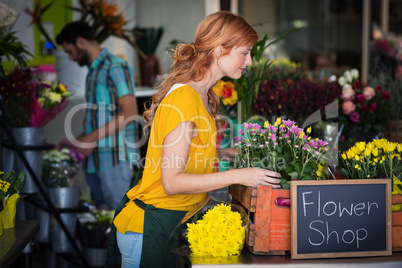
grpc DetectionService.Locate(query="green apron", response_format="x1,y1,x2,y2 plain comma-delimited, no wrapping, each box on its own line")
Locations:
106,172,190,268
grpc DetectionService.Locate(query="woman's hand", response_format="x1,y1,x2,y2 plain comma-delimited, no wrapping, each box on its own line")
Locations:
236,167,281,188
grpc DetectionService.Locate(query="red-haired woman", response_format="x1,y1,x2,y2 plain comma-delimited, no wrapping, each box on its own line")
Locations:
113,11,280,268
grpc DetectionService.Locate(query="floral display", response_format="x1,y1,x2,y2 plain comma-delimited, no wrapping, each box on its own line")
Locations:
0,170,26,230
234,118,329,188
0,3,31,78
212,80,238,118
338,69,389,135
253,78,341,126
26,0,142,55
77,209,114,248
339,139,402,182
186,203,245,257
0,68,71,127
264,58,304,82
42,148,84,188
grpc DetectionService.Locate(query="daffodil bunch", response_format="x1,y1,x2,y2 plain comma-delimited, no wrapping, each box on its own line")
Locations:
339,139,402,184
0,170,26,204
234,117,330,188
37,82,69,110
186,203,245,257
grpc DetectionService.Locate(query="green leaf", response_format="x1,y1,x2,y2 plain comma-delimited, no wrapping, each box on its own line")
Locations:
289,171,299,180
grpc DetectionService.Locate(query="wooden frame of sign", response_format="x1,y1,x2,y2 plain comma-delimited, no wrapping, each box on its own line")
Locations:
291,179,392,259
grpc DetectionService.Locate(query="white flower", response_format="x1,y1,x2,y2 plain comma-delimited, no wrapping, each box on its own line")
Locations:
338,76,347,87
0,3,17,36
343,70,353,83
351,69,359,80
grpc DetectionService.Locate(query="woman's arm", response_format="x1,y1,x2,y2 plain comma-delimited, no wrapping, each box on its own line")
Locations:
161,121,281,195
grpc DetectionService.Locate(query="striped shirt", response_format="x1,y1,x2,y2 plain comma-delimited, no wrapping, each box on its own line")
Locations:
84,48,137,173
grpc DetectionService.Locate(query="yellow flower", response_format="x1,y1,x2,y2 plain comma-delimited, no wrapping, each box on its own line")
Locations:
306,127,312,134
356,142,366,152
354,164,359,169
49,92,62,103
264,121,269,128
0,179,10,194
58,83,67,92
372,147,378,157
274,118,282,126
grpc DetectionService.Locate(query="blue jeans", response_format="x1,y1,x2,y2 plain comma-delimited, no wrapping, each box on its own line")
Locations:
117,230,143,268
85,162,133,209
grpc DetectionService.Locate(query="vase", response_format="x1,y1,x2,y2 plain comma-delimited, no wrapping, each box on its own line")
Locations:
82,247,107,267
139,54,160,87
2,193,20,229
49,187,80,253
11,126,44,194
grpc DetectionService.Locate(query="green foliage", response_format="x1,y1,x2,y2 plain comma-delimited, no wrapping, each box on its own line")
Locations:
0,171,26,200
0,32,32,78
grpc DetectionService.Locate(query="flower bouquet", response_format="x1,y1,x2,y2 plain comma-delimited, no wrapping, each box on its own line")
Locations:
0,67,71,127
234,118,330,189
338,68,390,138
338,139,402,211
0,170,26,233
169,197,249,264
42,148,84,188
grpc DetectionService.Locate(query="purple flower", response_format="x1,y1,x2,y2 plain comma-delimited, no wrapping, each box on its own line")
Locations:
242,122,253,129
234,136,242,142
261,129,266,134
253,124,261,130
287,139,291,143
350,112,360,123
302,146,307,150
280,126,286,132
274,142,278,146
283,133,290,138
239,129,244,135
268,125,277,132
283,119,296,128
250,130,257,135
270,134,277,141
309,140,318,148
317,140,328,146
289,126,302,135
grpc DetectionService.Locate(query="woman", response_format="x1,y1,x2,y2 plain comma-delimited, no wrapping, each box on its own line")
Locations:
113,11,281,268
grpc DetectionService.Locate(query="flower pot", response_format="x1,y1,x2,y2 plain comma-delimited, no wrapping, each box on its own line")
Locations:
49,187,80,253
82,247,107,267
139,54,160,87
2,193,20,229
10,127,44,194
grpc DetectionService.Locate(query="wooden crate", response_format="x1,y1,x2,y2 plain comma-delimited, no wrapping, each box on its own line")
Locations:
230,186,402,254
229,185,291,255
392,194,402,251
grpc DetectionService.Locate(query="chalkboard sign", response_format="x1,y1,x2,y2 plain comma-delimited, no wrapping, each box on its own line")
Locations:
291,179,392,259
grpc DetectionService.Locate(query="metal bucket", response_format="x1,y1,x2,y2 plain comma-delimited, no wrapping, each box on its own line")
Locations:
82,247,107,267
12,127,44,194
49,187,80,253
35,194,51,243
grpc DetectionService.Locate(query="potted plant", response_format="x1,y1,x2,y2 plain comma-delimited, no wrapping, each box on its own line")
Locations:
134,26,164,86
77,209,115,267
37,148,84,252
337,138,402,250
0,170,26,235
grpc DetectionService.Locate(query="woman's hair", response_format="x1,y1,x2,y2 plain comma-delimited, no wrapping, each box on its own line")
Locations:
143,11,258,130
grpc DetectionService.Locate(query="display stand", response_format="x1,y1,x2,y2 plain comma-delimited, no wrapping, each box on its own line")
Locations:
0,113,90,268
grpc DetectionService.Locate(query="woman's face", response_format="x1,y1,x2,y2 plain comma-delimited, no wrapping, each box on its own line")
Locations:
218,45,253,79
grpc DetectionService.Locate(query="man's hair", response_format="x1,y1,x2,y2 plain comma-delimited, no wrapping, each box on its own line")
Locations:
56,21,96,45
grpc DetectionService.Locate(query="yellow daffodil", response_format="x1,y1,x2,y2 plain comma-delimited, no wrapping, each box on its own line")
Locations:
356,142,366,152
274,118,282,126
58,83,67,92
307,127,312,134
264,121,269,128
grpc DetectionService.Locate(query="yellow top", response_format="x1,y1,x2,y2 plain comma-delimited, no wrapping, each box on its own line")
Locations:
114,85,218,233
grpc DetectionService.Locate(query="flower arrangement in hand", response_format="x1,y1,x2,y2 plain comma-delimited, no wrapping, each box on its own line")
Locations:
42,148,84,188
212,80,238,118
234,118,329,189
187,203,245,257
338,68,390,134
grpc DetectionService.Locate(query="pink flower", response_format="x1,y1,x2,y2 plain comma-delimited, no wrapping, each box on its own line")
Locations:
383,91,390,101
234,136,242,142
369,103,377,112
350,112,360,123
282,119,296,128
342,101,356,115
355,94,365,104
363,86,375,100
341,85,355,101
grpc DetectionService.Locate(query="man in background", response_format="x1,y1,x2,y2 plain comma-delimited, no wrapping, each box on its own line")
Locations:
56,21,138,210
